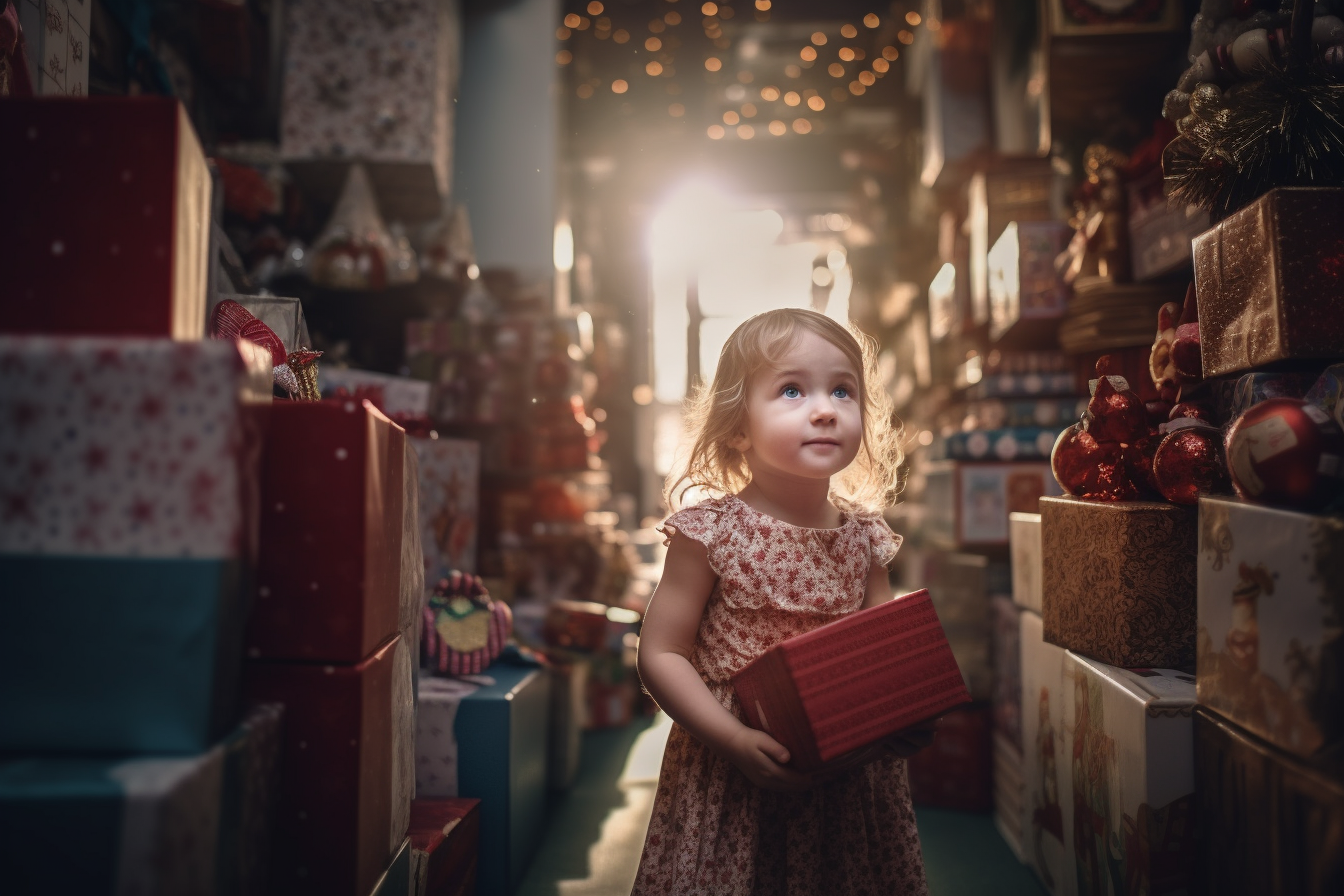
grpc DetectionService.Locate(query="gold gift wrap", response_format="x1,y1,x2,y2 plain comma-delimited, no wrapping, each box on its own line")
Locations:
1041,496,1197,669
1193,187,1344,379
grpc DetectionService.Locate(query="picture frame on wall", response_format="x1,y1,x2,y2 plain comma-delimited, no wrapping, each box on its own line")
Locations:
1046,0,1184,36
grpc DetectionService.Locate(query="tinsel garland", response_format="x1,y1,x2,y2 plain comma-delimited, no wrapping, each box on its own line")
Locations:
1164,63,1344,217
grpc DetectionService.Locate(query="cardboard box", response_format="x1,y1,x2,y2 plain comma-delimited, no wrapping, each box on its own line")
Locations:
1197,496,1344,762
906,702,994,812
370,837,411,896
321,368,434,420
455,663,550,896
1126,168,1209,282
994,730,1028,863
408,799,479,896
993,595,1025,746
1021,609,1075,896
0,703,281,896
1193,187,1344,378
925,461,1062,548
17,0,89,96
0,98,211,338
1194,706,1344,896
0,336,270,559
547,655,590,790
412,436,480,580
247,399,406,663
245,634,414,896
1065,654,1197,896
1010,512,1044,613
1041,497,1197,670
732,589,972,773
414,676,483,799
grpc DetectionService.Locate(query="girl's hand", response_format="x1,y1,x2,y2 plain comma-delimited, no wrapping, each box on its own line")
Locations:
724,726,813,792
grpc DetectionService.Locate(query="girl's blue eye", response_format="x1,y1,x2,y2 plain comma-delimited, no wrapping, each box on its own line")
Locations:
782,385,801,398
833,387,850,399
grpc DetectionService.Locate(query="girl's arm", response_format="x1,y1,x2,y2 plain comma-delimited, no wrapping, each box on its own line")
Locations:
638,532,812,792
860,559,895,609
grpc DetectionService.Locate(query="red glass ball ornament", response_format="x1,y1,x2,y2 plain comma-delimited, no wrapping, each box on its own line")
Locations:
1050,423,1094,495
1225,398,1344,509
1153,422,1230,505
1125,430,1164,498
1051,423,1136,501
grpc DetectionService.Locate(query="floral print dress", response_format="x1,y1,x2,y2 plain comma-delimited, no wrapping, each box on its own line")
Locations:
632,494,930,896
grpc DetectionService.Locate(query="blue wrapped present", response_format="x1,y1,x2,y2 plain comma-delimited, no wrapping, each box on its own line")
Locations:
0,703,281,896
0,555,246,754
454,663,550,896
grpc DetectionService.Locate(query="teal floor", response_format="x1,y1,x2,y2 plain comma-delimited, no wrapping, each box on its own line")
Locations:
517,714,1047,896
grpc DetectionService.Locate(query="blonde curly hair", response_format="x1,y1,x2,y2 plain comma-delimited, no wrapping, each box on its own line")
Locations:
666,308,904,513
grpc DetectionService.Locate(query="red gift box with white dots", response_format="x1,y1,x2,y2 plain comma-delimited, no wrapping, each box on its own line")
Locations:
0,97,211,340
246,398,407,664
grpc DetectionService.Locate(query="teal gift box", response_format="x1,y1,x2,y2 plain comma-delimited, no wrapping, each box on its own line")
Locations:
455,663,550,896
0,555,246,755
0,703,282,896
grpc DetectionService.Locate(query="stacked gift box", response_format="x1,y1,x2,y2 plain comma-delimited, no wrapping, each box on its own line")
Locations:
0,96,293,894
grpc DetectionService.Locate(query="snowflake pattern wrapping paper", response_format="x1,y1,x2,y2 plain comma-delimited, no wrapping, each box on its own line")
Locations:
0,336,270,559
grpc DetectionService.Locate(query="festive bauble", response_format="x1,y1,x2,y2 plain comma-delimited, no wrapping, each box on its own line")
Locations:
1051,423,1135,501
1225,398,1344,509
1171,322,1202,382
1125,430,1164,498
1168,401,1214,424
1050,424,1095,495
1084,374,1150,445
1153,421,1230,505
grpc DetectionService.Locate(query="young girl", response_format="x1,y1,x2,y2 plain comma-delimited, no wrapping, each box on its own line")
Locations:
633,308,933,895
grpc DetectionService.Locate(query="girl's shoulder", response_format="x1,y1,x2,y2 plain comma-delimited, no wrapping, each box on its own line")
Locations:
658,495,738,547
834,497,903,567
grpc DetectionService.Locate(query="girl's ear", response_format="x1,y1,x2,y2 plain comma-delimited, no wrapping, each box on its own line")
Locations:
729,432,751,452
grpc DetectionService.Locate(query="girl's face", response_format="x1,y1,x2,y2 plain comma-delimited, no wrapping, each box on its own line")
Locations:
732,329,863,484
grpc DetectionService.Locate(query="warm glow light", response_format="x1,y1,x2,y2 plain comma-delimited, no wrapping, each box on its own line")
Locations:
839,47,855,61
737,124,755,139
864,13,880,28
669,102,685,116
649,18,665,33
785,64,801,78
577,84,594,98
756,0,772,8
807,95,825,111
873,57,889,72
612,79,628,94
906,11,922,25
898,30,914,44
646,37,662,50
828,63,844,77
564,13,580,28
760,86,780,101
596,17,611,31
858,70,875,86
701,2,718,15
741,102,757,117
646,61,664,75
827,248,847,270
769,120,786,135
723,110,740,125
811,31,827,45
738,70,755,83
557,50,573,64
666,12,682,25
841,24,858,38
705,57,722,71
557,26,571,39
784,91,801,106
708,125,725,139
632,384,653,405
614,29,630,43
576,16,590,30
848,81,866,95
812,267,833,287
720,4,734,17
800,46,817,62
882,46,899,60
554,221,574,272
793,118,812,133
587,1,603,14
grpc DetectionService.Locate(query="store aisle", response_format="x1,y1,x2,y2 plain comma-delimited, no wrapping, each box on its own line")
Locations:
518,714,1046,896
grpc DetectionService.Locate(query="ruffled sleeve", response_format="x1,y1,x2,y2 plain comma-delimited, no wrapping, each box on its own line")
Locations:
657,500,726,573
859,512,902,568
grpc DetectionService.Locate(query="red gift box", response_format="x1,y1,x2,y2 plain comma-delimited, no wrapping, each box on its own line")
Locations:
542,599,610,653
0,97,211,339
731,588,972,773
408,798,480,896
244,633,413,896
246,399,406,663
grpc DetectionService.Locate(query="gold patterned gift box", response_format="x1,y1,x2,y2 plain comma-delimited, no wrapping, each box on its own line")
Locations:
1041,496,1197,670
1196,496,1344,765
1192,187,1344,379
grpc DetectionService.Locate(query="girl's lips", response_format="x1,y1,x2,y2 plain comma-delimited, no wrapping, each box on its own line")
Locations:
803,438,841,446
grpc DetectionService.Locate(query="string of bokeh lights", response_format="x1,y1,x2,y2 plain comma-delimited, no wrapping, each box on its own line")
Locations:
557,2,932,140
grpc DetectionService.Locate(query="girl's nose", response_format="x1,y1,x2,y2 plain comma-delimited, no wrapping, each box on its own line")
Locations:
811,399,837,423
